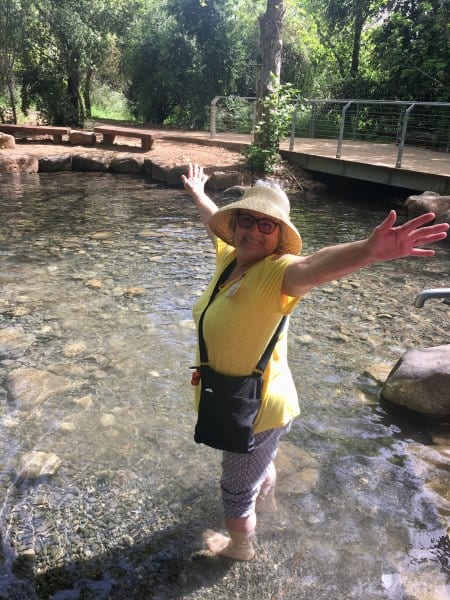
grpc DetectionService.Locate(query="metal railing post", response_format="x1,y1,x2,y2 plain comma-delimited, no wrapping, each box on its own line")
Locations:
289,103,298,151
336,101,352,158
251,102,257,141
352,104,360,140
396,103,415,168
309,102,317,137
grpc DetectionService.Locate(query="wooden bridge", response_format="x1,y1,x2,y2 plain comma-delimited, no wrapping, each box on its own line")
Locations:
199,98,450,194
163,130,450,195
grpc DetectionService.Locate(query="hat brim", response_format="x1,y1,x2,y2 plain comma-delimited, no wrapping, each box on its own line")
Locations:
208,188,302,255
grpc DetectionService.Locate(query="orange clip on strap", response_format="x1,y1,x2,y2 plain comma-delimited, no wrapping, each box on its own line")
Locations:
191,369,201,386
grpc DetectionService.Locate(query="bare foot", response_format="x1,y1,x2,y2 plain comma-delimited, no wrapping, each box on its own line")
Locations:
202,529,255,561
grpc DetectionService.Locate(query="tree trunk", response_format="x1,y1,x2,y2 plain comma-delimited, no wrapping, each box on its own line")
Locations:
67,70,84,127
254,0,285,150
7,77,17,123
83,66,94,119
350,7,364,78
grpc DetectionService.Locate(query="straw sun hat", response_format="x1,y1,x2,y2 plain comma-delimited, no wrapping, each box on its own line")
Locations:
208,184,302,255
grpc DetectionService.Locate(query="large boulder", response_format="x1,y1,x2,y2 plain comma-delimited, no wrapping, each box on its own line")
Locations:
72,152,111,171
143,160,189,185
110,153,144,174
381,345,450,420
39,153,72,172
0,132,15,149
207,170,251,191
405,191,450,227
0,154,38,173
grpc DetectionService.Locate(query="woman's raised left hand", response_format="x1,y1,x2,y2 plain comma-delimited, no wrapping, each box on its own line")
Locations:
366,210,449,260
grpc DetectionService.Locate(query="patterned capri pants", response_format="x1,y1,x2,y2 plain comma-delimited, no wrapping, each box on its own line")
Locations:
220,422,291,519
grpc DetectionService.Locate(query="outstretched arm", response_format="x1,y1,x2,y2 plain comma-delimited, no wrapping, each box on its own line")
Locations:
283,210,449,297
182,164,218,242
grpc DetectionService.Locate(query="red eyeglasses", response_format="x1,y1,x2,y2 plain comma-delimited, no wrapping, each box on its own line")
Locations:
237,213,279,235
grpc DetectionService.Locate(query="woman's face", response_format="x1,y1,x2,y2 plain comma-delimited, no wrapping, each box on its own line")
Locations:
233,210,281,263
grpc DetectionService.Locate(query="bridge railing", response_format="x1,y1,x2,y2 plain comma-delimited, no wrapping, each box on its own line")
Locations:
210,97,450,168
290,99,450,168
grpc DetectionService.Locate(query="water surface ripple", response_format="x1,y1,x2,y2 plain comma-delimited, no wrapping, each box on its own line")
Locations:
0,172,449,599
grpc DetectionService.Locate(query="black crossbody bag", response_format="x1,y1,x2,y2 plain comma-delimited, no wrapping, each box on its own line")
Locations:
194,259,286,454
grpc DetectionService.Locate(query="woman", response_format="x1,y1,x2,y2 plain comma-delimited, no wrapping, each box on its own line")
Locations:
182,163,448,561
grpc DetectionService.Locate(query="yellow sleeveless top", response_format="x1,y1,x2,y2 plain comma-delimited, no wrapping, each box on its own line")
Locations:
192,238,301,433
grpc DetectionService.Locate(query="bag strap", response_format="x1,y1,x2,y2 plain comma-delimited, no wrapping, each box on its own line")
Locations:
198,258,287,373
254,315,286,375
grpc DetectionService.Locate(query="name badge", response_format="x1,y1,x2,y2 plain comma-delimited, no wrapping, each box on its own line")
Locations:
225,280,242,296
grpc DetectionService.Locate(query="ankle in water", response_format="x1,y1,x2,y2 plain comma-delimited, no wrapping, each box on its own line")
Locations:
202,529,255,561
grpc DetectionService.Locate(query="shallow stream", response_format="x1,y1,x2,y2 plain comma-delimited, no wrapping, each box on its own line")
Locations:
0,172,449,599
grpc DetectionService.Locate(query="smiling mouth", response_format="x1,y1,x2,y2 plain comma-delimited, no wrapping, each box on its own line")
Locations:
243,236,262,245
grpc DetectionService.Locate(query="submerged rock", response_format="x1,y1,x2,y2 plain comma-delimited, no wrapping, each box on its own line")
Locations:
15,451,62,480
6,367,72,407
0,327,35,356
275,441,319,494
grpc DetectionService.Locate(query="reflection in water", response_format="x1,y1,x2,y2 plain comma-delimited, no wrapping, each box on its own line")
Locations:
0,172,449,599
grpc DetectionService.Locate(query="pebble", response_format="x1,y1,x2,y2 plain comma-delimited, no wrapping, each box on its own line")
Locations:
16,451,62,479
86,279,103,289
58,421,76,432
62,341,87,357
100,413,115,427
73,395,93,409
124,287,146,297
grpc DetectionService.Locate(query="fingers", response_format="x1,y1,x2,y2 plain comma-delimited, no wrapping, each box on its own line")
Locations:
182,164,209,194
379,211,438,235
383,209,398,228
406,224,448,255
409,248,436,257
411,229,449,245
401,212,436,231
185,164,208,182
373,210,397,233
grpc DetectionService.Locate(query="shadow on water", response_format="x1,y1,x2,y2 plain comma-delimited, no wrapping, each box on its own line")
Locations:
0,172,449,599
12,510,232,600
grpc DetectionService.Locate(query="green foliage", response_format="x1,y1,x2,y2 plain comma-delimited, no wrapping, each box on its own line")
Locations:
16,0,141,126
0,0,449,130
245,78,302,173
369,0,450,101
90,82,133,121
215,97,255,134
124,0,246,128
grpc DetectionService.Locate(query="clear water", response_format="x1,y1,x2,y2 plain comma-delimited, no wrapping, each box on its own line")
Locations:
0,172,449,599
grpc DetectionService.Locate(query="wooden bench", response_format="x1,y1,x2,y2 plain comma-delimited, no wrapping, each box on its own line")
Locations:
0,124,70,143
94,125,163,152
